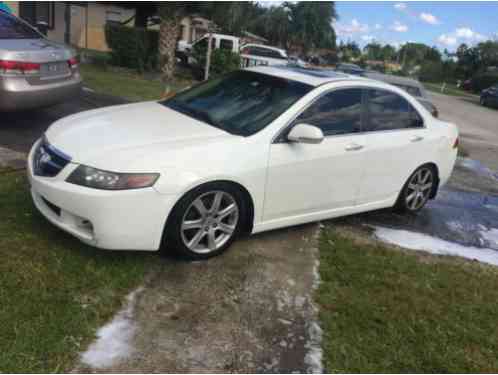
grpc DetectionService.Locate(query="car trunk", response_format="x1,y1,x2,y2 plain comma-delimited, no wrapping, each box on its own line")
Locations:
1,38,73,85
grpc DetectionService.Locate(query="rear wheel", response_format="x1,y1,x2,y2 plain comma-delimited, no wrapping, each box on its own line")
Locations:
395,166,436,213
162,182,245,260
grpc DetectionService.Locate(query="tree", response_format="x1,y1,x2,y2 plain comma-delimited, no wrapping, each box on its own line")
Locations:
157,2,205,94
364,42,383,60
285,1,337,54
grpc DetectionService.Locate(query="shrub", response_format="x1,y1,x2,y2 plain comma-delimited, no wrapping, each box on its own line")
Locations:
471,72,498,92
192,44,241,79
419,62,443,83
104,24,158,72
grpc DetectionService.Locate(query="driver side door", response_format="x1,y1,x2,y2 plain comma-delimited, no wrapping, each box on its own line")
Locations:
263,88,367,223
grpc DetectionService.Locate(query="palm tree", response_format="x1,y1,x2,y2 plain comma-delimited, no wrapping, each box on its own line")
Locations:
158,2,204,94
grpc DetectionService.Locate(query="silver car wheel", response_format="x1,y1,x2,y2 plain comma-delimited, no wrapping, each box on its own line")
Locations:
405,168,434,210
181,191,239,254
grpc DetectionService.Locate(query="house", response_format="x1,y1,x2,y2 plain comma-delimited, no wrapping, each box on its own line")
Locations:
3,2,213,52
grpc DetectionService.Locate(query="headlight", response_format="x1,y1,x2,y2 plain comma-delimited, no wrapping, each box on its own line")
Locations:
66,165,159,190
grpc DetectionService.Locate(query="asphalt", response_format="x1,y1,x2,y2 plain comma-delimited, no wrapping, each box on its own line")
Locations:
430,92,498,171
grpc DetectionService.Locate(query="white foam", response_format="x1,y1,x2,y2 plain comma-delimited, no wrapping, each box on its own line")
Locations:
374,226,498,266
479,228,498,250
80,287,144,368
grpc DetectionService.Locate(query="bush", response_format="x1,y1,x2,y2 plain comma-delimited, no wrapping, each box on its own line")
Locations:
192,44,241,79
79,48,111,67
105,24,158,72
419,62,443,83
471,72,498,92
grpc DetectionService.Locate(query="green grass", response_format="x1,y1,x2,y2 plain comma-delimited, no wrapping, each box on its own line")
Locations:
80,64,195,102
318,228,498,373
423,82,474,98
0,172,151,372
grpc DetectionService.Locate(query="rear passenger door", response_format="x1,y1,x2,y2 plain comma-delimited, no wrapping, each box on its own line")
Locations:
356,88,434,205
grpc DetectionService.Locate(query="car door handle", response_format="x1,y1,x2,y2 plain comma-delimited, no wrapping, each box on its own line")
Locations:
410,135,424,142
345,143,364,151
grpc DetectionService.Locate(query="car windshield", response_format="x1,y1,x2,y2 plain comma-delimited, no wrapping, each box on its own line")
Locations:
161,70,313,136
0,11,41,39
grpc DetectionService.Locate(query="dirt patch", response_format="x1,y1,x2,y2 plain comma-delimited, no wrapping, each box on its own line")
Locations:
73,224,321,373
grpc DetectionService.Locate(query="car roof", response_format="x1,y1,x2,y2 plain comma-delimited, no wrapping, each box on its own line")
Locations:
245,65,369,86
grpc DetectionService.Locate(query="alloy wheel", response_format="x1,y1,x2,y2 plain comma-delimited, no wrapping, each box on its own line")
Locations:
405,168,434,210
180,191,239,254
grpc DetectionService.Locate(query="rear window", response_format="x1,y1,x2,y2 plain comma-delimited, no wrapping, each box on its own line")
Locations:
0,11,40,39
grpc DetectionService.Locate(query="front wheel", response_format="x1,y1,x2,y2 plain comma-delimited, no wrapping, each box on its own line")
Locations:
395,166,436,213
162,183,245,260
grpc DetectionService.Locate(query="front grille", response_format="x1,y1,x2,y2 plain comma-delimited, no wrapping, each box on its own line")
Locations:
33,139,71,177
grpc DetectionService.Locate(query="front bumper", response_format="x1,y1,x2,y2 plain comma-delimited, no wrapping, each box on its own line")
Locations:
0,73,82,111
27,140,178,251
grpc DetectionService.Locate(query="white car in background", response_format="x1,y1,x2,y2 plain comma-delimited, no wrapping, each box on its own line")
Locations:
28,66,459,259
240,44,289,67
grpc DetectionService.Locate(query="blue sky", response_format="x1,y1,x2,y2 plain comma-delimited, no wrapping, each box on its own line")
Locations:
334,1,498,51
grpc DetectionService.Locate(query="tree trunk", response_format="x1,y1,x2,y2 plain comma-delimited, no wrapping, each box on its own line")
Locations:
159,17,180,95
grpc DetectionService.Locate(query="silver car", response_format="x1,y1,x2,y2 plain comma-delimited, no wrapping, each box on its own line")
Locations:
365,72,439,117
0,10,81,111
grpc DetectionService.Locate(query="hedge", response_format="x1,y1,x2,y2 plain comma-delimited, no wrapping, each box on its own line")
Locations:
472,72,498,92
104,24,158,72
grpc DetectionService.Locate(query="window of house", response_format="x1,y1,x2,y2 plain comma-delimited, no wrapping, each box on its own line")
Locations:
293,88,363,136
365,89,423,132
19,2,54,29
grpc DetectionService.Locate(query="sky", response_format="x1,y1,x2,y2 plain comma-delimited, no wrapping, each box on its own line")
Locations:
334,1,498,51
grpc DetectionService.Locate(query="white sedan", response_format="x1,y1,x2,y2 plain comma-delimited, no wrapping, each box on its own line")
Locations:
28,66,459,259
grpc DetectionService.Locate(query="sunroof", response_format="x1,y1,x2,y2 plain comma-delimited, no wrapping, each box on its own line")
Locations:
276,65,347,79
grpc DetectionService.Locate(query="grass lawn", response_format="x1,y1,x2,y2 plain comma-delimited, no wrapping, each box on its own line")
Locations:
423,82,475,98
318,227,498,373
80,64,195,102
0,172,152,372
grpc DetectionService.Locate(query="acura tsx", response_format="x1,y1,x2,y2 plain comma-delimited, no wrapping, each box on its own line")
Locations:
28,66,459,259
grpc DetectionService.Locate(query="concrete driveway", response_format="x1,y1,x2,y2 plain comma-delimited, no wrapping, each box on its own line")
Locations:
430,92,498,170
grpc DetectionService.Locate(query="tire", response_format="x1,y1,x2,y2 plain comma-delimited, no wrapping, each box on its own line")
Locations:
161,182,246,260
394,165,436,214
480,97,487,106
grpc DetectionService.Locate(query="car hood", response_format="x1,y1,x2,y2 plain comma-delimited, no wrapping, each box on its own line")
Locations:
45,101,234,171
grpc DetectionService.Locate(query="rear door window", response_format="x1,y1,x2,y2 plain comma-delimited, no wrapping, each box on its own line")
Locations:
365,89,423,132
0,11,40,39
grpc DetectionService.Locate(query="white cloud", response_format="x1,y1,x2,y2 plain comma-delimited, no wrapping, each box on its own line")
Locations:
438,27,487,48
374,23,383,30
361,35,375,42
419,12,440,25
438,34,457,46
391,21,408,33
335,18,369,37
394,3,407,10
455,27,486,41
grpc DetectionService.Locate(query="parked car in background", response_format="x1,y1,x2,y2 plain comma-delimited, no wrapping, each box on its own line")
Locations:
288,56,308,68
29,66,458,260
480,85,498,108
336,63,365,76
0,9,81,111
240,44,288,67
365,72,439,117
178,33,240,66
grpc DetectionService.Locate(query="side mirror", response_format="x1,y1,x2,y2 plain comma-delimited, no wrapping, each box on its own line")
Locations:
287,123,324,144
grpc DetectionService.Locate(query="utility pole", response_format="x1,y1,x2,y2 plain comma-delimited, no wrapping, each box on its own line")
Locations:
204,21,216,81
64,4,71,45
